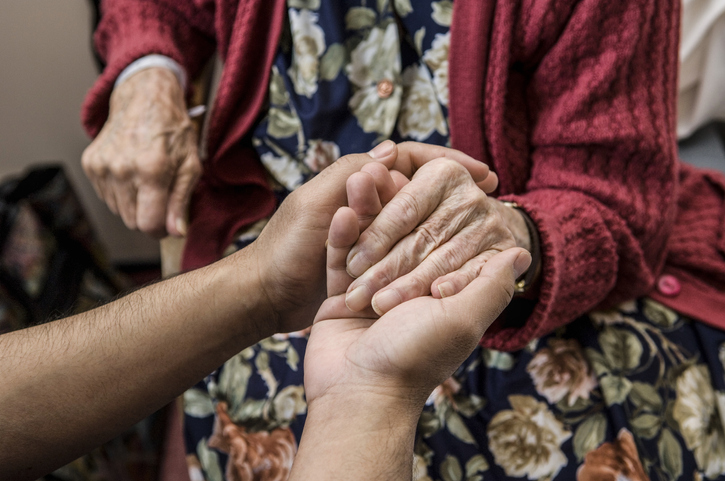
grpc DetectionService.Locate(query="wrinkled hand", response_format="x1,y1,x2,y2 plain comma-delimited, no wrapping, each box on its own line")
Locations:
249,142,496,335
81,67,200,237
344,158,531,316
304,202,531,408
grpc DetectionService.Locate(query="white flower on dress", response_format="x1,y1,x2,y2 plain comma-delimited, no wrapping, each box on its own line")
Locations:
347,23,402,138
394,0,413,17
422,32,450,107
487,395,571,480
412,454,434,481
673,365,725,478
589,300,638,326
303,139,340,172
397,64,448,141
273,386,307,423
288,9,326,98
431,1,453,27
260,151,305,191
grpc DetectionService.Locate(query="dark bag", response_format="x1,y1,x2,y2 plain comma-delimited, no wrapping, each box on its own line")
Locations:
0,165,126,333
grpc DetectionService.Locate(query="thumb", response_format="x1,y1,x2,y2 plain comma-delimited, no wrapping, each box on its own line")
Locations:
166,152,202,237
441,248,531,336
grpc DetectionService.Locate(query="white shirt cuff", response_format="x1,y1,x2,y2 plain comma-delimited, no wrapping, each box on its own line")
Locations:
114,54,187,91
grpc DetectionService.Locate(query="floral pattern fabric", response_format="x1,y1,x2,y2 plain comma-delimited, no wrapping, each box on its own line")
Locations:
186,292,725,481
251,0,452,191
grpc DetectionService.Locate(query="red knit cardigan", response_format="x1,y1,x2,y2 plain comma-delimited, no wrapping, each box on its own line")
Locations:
82,0,725,350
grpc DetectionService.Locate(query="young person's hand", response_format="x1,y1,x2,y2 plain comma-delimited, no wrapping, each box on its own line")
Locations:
291,199,529,480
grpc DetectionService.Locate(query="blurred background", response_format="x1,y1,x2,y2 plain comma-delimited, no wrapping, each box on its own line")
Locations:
0,0,160,266
0,4,166,479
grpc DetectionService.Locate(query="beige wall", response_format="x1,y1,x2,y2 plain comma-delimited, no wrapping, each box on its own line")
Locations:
0,1,160,263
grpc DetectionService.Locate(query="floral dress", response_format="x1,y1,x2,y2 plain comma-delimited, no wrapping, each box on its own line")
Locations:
183,1,725,480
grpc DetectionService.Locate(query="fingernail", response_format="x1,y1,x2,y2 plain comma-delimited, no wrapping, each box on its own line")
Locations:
346,252,371,278
346,285,371,312
176,217,188,237
437,282,453,298
513,251,532,278
372,289,401,316
368,140,394,159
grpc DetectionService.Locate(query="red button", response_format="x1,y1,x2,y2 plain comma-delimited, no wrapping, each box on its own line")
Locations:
657,275,681,297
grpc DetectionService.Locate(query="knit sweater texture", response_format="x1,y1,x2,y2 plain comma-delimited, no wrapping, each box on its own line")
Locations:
82,0,725,351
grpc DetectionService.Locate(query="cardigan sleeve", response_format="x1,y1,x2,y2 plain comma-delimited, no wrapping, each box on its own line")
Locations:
482,0,680,350
81,0,217,138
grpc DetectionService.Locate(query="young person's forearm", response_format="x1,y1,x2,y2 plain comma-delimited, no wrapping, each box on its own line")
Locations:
290,392,421,481
0,246,271,479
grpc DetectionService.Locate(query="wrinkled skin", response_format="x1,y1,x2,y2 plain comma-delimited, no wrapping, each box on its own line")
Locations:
82,67,199,237
305,193,530,409
344,157,532,316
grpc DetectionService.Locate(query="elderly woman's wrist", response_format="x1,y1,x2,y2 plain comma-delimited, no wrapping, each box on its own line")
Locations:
499,201,542,294
109,67,187,117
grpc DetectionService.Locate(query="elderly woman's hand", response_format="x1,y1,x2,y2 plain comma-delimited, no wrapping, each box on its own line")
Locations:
344,158,533,315
81,67,200,238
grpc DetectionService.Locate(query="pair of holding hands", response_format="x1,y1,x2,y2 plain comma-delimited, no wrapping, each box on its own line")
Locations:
287,147,530,479
306,143,532,412
246,141,532,421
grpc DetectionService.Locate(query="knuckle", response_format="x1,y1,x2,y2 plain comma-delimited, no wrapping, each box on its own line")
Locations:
366,264,395,289
80,148,93,169
403,272,429,295
139,158,173,182
337,153,366,170
109,162,133,181
434,157,467,176
81,150,105,176
459,191,488,217
427,252,458,278
391,190,420,222
464,260,485,280
135,216,161,235
357,228,393,262
412,224,444,254
187,159,202,178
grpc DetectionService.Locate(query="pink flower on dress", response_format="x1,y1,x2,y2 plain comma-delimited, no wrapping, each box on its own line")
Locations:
209,402,297,481
526,338,598,406
426,377,461,408
303,140,340,173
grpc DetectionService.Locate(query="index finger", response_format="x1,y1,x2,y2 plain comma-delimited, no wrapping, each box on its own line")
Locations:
327,207,360,297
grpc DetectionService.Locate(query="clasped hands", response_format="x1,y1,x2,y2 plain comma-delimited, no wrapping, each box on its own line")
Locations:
249,141,532,421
